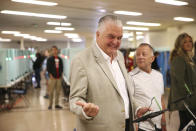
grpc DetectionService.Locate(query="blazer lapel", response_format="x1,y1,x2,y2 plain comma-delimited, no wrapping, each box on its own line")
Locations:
117,55,128,83
92,44,120,94
117,54,131,93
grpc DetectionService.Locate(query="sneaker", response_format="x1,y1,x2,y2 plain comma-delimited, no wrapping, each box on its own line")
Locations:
55,105,62,109
48,106,52,110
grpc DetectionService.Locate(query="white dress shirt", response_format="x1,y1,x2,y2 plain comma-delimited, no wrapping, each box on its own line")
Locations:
96,43,130,119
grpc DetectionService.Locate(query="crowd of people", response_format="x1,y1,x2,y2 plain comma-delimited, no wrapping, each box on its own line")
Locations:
33,46,64,110
32,14,196,131
69,15,196,131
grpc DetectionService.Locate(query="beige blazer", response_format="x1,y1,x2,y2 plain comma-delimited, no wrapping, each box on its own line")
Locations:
69,44,137,131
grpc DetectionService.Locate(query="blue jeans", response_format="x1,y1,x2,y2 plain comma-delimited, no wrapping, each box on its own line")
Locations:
35,68,41,88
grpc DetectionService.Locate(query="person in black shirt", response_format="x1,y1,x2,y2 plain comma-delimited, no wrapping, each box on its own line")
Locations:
47,46,63,109
151,51,160,71
33,52,43,88
193,41,196,64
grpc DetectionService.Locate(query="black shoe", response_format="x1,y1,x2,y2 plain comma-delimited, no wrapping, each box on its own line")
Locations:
44,95,49,99
55,105,62,109
48,106,52,110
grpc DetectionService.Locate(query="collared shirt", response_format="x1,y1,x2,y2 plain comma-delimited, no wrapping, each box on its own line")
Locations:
54,56,60,78
96,43,130,119
130,67,164,130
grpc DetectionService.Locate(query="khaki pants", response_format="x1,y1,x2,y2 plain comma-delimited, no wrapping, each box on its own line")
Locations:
48,78,62,107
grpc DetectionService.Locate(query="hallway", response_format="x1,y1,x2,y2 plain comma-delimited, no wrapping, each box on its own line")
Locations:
0,72,182,131
0,72,76,131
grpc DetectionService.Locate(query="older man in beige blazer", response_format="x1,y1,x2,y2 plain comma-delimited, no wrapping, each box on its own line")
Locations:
69,15,148,131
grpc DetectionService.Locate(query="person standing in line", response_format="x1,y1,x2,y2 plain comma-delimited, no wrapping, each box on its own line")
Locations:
151,51,160,71
168,33,196,130
42,49,50,99
47,46,63,109
69,15,149,131
130,43,166,131
192,41,196,64
33,52,43,88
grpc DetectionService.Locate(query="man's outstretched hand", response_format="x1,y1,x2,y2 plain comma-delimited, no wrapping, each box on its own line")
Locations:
76,101,99,117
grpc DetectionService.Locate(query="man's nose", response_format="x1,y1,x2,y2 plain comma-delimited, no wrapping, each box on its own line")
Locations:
113,38,119,44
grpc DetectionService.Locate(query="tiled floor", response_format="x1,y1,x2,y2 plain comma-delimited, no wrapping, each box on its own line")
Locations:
0,72,76,131
0,72,182,131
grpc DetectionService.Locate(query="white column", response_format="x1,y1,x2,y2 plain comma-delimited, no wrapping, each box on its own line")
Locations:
20,38,25,50
67,39,70,48
133,31,137,48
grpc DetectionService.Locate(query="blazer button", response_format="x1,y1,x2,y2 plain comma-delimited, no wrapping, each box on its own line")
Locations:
122,124,125,128
121,109,125,113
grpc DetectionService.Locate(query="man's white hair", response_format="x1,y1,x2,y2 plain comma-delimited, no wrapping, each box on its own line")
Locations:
97,15,123,32
137,43,154,56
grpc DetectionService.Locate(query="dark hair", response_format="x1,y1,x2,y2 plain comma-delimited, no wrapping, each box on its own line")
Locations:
52,45,58,49
36,52,41,58
194,41,196,51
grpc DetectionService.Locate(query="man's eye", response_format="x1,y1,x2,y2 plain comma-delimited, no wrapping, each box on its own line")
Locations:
117,36,122,40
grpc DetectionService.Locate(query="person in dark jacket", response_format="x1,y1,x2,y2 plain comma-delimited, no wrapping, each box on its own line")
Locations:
192,41,196,64
151,51,160,71
47,46,63,109
33,52,43,88
168,33,196,131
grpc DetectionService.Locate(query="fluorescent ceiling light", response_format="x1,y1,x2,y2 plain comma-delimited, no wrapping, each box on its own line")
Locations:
174,17,194,22
0,38,11,42
123,32,144,38
47,22,71,26
34,37,47,41
137,36,144,40
36,39,47,42
113,11,142,16
1,10,66,19
44,30,62,33
99,9,106,13
128,38,134,41
126,21,161,26
14,34,30,37
61,23,72,26
1,31,20,34
128,36,144,41
123,26,149,31
64,33,79,38
55,27,75,31
72,38,82,42
136,32,144,35
3,31,48,41
155,0,188,6
11,0,58,6
123,33,133,38
29,36,38,40
29,36,47,41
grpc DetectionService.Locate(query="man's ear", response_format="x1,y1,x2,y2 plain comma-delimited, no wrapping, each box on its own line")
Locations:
96,31,99,38
151,56,155,63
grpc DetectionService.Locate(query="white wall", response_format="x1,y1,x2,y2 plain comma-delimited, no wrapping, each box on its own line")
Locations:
0,40,85,51
149,23,196,51
1,23,196,51
0,42,20,48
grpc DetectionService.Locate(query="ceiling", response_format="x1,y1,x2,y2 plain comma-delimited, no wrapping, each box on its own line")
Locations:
0,0,196,43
